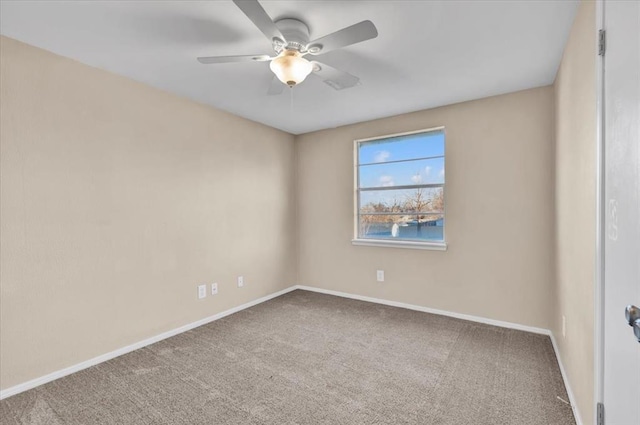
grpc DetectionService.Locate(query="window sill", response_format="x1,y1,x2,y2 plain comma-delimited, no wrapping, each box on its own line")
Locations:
351,239,447,251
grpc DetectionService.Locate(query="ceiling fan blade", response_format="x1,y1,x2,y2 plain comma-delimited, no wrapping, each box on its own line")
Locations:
197,54,271,64
232,0,285,44
311,61,360,90
267,76,285,95
306,21,378,55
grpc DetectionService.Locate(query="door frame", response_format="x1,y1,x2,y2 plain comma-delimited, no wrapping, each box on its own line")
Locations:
594,0,605,421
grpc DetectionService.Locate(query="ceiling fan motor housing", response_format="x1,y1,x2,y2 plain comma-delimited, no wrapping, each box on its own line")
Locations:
197,1,377,93
274,19,311,53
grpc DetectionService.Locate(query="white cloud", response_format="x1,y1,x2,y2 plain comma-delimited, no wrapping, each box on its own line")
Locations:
379,175,395,187
424,166,432,176
439,168,445,178
411,174,422,183
374,150,390,163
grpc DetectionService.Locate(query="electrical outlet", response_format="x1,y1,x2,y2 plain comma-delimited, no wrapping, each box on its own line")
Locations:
562,315,566,338
198,284,207,300
237,276,244,288
376,270,385,282
211,283,218,295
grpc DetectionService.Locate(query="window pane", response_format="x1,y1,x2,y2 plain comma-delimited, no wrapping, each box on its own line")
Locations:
359,214,444,242
359,187,444,214
358,157,444,188
355,128,446,244
358,131,444,164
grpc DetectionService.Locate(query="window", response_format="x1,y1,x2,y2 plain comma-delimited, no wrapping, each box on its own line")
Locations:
353,127,446,250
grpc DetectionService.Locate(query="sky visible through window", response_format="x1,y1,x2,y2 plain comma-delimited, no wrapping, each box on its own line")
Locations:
359,131,444,205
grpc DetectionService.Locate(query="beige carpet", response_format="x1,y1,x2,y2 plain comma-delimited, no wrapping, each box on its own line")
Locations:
0,290,575,424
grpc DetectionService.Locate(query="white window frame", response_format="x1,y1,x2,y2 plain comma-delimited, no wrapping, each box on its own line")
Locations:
352,126,447,251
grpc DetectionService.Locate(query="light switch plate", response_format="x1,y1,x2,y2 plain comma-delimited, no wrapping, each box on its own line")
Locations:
211,283,218,295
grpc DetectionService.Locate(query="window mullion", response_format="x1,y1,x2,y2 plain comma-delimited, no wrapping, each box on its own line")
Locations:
359,183,444,192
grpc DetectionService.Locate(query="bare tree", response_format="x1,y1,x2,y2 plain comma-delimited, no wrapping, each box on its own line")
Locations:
431,188,444,212
360,187,443,238
402,188,444,237
360,197,401,236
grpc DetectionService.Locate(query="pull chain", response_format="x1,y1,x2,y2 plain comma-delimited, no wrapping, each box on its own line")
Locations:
289,86,294,117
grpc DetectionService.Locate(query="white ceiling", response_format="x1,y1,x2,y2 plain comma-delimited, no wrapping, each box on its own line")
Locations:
0,1,578,135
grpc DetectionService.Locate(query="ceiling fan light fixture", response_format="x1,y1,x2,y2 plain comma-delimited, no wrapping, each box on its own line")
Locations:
269,50,313,87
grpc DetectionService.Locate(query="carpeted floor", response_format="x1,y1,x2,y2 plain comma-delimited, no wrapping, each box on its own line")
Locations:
0,290,576,425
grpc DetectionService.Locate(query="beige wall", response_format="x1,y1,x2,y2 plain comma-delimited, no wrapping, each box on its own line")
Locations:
296,86,556,330
0,36,296,390
553,1,596,424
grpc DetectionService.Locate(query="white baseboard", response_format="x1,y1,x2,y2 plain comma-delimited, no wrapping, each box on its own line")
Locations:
549,333,584,425
294,285,551,335
0,283,581,425
0,285,298,400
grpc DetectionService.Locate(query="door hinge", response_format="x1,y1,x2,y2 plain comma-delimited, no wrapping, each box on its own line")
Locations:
597,402,605,425
599,29,606,56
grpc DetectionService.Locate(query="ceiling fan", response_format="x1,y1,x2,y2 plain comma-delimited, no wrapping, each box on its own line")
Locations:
197,0,378,94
